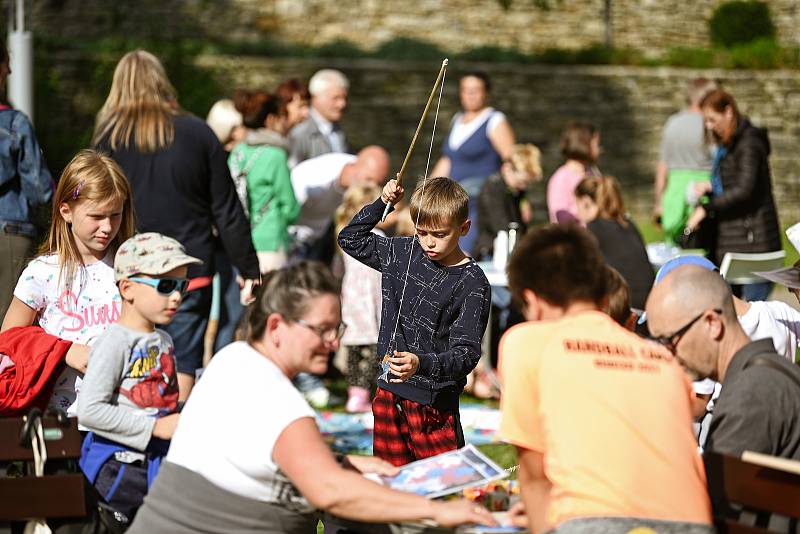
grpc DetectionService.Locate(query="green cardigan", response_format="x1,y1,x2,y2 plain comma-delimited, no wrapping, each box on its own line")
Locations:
229,143,300,252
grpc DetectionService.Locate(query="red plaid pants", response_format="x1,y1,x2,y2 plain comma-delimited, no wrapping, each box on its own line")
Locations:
372,387,464,466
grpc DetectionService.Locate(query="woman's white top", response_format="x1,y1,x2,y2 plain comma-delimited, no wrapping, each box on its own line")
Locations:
167,342,315,507
446,107,506,151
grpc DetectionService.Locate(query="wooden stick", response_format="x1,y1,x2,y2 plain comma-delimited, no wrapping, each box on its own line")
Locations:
381,58,448,222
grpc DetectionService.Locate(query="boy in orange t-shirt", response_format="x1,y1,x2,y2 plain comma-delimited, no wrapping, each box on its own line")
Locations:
499,224,711,534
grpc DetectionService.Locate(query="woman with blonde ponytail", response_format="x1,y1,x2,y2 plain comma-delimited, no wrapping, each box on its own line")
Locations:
575,175,654,309
93,49,260,400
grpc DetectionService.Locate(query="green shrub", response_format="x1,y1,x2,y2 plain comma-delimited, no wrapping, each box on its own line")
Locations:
458,45,531,63
574,44,614,65
725,37,782,69
708,1,775,48
371,37,445,61
315,39,365,59
536,47,578,64
665,47,716,69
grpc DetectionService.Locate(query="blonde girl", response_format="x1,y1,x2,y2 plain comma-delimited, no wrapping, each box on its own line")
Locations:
335,184,384,412
1,149,135,415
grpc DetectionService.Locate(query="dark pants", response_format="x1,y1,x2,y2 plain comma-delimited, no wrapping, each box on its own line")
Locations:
0,232,34,319
94,458,149,525
162,285,212,376
733,282,773,302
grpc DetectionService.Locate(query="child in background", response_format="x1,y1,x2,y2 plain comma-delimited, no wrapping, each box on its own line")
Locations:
339,176,491,466
474,143,542,261
604,264,637,330
79,232,200,528
1,149,135,416
575,175,655,311
335,184,384,412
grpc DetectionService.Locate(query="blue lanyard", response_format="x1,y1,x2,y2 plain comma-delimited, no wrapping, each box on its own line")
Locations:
710,146,728,196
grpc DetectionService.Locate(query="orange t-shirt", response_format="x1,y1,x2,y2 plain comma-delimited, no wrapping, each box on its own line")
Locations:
499,311,711,529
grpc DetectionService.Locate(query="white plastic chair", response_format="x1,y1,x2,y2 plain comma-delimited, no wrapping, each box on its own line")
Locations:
719,250,787,285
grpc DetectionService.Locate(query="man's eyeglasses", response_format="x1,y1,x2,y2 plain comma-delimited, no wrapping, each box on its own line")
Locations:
129,277,189,296
650,308,722,353
295,319,347,343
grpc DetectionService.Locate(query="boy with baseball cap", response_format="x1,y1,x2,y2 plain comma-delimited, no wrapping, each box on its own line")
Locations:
78,232,201,528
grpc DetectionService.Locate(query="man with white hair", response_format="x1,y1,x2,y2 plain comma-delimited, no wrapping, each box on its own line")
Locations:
288,69,349,167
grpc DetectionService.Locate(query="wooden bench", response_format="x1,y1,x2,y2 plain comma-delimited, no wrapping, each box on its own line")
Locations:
705,450,800,533
0,410,87,522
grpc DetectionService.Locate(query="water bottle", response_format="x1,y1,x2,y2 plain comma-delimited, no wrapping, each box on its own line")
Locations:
508,223,520,257
493,230,508,271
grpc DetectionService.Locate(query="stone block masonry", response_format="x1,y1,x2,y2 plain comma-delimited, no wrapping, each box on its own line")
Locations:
194,55,800,226
30,0,800,55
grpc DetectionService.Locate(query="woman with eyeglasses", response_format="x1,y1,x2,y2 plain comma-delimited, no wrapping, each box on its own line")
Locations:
128,261,495,534
685,88,781,301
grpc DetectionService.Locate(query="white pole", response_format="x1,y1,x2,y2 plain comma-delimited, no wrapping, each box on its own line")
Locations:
7,0,33,123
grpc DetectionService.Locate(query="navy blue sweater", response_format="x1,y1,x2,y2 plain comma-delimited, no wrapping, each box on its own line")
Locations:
338,197,491,410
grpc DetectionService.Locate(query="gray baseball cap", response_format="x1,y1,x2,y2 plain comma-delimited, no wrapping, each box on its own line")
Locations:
115,232,202,281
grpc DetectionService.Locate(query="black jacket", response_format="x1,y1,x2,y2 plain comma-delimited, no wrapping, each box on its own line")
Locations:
97,115,259,279
474,173,526,260
586,217,655,310
706,117,781,260
706,339,800,459
339,198,491,410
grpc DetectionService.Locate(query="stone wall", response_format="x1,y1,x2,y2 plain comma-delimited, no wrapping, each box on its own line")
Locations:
29,48,800,225
184,55,800,225
28,0,800,54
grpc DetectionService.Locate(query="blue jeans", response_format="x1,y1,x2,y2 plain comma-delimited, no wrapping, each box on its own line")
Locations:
735,282,773,302
294,372,326,393
162,286,212,376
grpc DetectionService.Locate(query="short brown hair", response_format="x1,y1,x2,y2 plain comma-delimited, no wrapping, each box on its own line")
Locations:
247,261,340,342
275,78,310,104
604,265,632,327
409,176,469,228
507,224,607,310
233,89,284,129
560,121,597,163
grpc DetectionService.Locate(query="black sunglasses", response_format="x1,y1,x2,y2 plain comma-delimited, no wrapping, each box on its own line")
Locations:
650,308,722,353
129,277,190,296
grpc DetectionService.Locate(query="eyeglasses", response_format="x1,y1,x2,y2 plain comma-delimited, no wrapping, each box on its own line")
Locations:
294,319,347,343
650,308,721,353
128,277,189,296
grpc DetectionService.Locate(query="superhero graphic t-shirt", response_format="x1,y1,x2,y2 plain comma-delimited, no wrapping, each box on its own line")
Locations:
79,323,178,451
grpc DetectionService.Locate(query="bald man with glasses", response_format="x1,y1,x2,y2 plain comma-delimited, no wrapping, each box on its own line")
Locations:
646,265,800,460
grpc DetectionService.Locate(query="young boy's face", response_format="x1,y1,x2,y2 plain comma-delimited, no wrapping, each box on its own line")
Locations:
416,219,470,266
500,162,534,192
122,265,188,327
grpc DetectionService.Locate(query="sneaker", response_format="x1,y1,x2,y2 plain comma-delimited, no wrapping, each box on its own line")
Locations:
346,386,371,413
